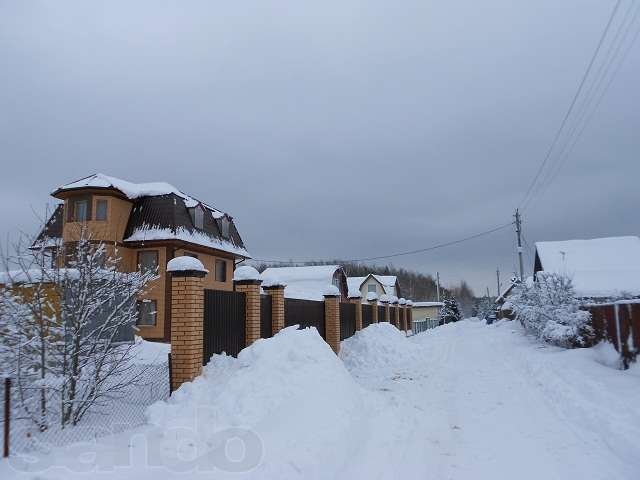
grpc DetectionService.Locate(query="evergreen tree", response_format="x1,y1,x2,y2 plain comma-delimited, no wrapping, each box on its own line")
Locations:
440,296,462,323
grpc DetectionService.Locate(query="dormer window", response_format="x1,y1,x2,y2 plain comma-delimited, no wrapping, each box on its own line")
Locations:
190,205,204,229
220,216,230,238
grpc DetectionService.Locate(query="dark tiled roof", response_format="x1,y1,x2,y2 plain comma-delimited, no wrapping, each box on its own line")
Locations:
33,204,63,246
123,194,247,253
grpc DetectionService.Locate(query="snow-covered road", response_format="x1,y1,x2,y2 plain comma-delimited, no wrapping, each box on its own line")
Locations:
2,320,638,479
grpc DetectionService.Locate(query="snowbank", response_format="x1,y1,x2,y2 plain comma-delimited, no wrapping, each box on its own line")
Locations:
340,323,417,374
146,326,364,477
130,337,170,365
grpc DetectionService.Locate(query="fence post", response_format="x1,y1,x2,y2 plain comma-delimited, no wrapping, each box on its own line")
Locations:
392,300,400,327
3,377,10,458
350,294,363,331
406,300,413,332
381,298,390,323
371,295,379,323
167,257,206,392
324,292,341,354
234,269,263,347
264,283,286,336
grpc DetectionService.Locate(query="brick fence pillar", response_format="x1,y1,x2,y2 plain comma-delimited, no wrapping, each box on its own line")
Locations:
371,299,379,323
399,304,405,331
350,295,363,331
394,303,400,328
235,278,262,346
168,257,207,392
324,292,341,354
263,284,285,336
406,302,413,332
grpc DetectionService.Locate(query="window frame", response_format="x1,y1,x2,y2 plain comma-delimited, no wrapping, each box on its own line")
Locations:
137,250,159,274
215,259,227,282
74,199,89,222
95,199,108,221
367,284,377,294
136,299,157,326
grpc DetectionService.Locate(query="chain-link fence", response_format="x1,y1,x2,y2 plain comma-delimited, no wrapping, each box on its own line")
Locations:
2,361,169,457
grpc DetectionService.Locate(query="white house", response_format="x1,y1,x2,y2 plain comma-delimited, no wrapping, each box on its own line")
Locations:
534,236,640,300
261,265,349,301
347,274,402,299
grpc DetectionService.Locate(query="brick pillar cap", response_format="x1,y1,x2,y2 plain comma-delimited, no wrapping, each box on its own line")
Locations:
323,284,341,297
347,293,362,300
167,256,208,277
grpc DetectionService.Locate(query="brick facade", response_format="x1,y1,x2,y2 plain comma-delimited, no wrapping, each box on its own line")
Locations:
235,280,262,346
170,271,205,391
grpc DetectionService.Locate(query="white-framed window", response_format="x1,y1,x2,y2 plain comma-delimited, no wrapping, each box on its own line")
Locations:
74,199,88,222
190,206,204,229
367,284,377,293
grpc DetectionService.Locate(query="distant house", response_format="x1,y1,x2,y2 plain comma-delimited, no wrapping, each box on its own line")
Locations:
412,301,443,322
534,236,640,301
32,173,250,342
347,274,402,299
261,265,348,301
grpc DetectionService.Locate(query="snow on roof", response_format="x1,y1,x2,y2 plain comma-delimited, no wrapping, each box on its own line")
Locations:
124,226,250,258
379,294,390,303
233,265,261,281
412,301,444,307
347,276,366,297
166,256,208,273
324,285,340,297
55,173,225,218
366,292,378,302
261,265,343,301
373,275,397,294
535,236,640,298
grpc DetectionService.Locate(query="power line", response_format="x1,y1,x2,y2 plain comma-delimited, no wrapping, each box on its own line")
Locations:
519,0,623,211
253,222,515,265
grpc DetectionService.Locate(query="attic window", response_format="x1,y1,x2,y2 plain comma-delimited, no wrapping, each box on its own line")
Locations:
220,216,230,239
367,284,377,293
190,206,204,229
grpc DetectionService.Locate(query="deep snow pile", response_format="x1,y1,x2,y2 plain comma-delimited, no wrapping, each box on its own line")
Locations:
146,326,365,478
340,323,418,374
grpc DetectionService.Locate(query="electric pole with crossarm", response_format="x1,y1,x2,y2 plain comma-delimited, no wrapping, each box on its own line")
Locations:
514,209,524,281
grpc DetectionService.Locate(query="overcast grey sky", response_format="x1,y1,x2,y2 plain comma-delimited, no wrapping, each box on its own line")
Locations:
1,0,638,296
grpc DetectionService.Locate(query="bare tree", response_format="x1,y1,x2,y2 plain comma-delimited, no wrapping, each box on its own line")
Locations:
0,224,156,429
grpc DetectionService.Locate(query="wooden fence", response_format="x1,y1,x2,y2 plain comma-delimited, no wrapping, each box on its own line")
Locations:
583,301,640,367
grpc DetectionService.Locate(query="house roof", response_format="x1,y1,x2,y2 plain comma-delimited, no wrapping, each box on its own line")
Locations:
32,204,64,248
535,236,640,298
42,174,249,259
346,274,385,297
373,275,398,295
261,265,344,301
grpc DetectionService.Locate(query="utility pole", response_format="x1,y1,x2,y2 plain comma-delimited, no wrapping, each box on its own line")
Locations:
514,209,524,281
486,287,490,299
436,272,441,302
496,268,501,296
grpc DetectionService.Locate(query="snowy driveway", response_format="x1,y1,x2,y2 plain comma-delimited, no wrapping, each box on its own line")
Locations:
2,320,638,479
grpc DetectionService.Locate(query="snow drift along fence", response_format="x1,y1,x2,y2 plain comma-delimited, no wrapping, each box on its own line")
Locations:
285,298,326,339
583,301,640,367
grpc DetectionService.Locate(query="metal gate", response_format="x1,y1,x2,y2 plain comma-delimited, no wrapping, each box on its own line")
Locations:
203,289,245,364
285,298,326,339
261,294,273,339
340,302,356,341
362,304,373,328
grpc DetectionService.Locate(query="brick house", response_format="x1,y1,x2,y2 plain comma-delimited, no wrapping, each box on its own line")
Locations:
34,173,250,342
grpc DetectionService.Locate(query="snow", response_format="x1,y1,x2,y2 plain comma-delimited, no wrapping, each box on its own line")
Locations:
412,301,444,307
379,293,390,303
398,297,406,305
536,236,640,298
346,276,366,297
405,299,413,306
233,265,261,281
323,284,340,296
3,321,639,479
166,256,207,273
372,275,398,295
130,336,170,365
366,292,378,302
261,265,343,301
125,226,250,258
347,291,362,299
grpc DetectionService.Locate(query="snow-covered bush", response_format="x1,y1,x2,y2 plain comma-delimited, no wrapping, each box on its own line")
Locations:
510,272,592,347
